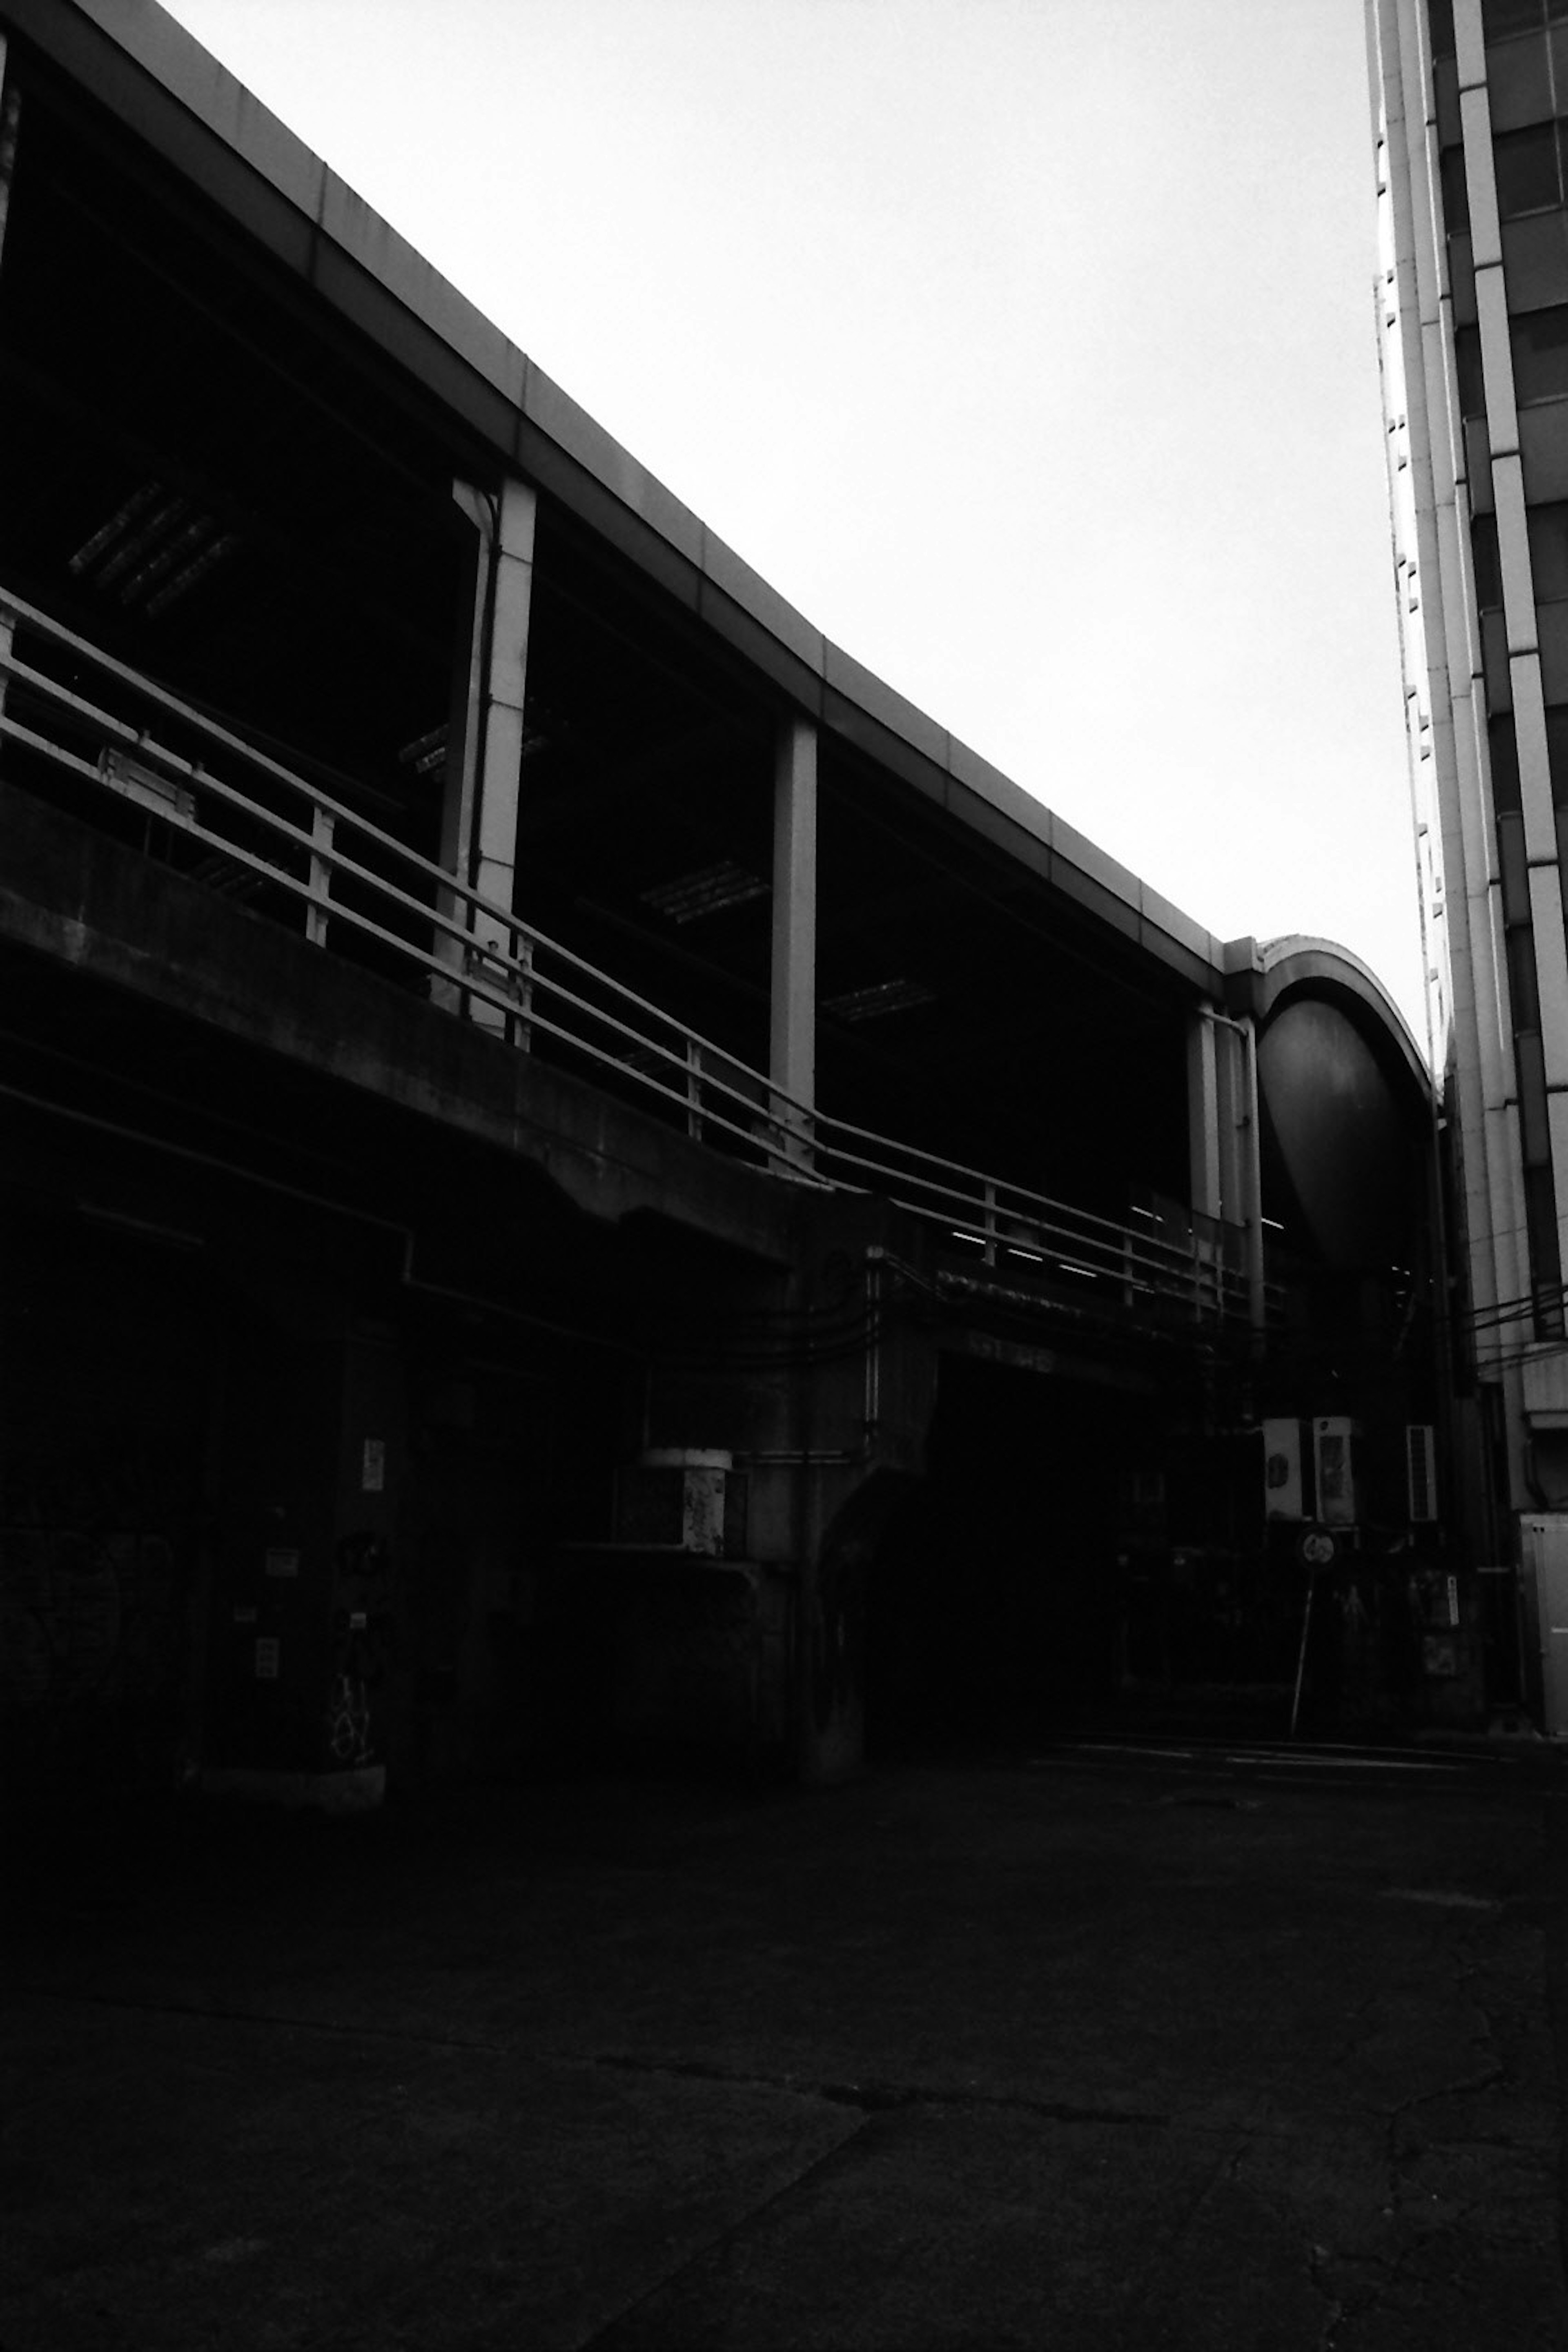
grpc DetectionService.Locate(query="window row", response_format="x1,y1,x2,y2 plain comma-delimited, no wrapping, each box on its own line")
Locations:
1482,698,1568,797
1481,602,1568,706
1430,0,1568,57
1436,24,1568,140
1472,498,1568,603
1443,121,1568,232
1483,0,1568,43
1456,304,1568,409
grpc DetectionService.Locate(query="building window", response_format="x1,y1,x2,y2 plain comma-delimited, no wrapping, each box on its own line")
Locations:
1484,0,1568,32
1493,710,1524,809
1510,303,1568,400
1474,510,1504,607
1487,32,1555,134
1436,56,1463,149
1542,601,1568,697
1442,145,1472,236
1531,501,1568,596
1486,0,1557,36
1457,322,1488,416
1494,122,1563,217
1524,1163,1566,1336
1499,808,1532,919
1509,922,1543,1028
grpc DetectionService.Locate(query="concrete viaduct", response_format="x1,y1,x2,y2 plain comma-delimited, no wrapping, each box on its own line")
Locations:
0,0,1441,1803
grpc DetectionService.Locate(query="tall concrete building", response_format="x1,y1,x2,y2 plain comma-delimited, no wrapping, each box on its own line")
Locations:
1370,0,1568,1719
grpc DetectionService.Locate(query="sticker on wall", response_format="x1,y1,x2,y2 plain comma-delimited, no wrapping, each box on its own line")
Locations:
361,1439,385,1494
254,1637,281,1680
264,1548,300,1579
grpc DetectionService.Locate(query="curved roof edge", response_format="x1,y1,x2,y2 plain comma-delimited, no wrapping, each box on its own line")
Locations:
1223,935,1432,1096
16,0,1245,991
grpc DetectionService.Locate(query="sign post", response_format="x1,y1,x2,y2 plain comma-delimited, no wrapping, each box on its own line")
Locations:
1290,1529,1337,1739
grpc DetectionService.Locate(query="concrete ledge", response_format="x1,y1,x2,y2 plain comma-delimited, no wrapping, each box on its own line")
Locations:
527,366,706,564
703,532,826,676
0,786,800,1265
197,1765,386,1815
318,172,528,407
947,737,1054,844
824,641,948,769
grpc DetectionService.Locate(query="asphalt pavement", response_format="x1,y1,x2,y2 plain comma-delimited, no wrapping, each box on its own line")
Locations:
3,1735,1567,2350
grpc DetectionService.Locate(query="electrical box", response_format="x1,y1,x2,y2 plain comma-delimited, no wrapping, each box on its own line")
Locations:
613,1449,746,1557
1406,1423,1438,1523
1262,1418,1304,1520
1313,1417,1358,1527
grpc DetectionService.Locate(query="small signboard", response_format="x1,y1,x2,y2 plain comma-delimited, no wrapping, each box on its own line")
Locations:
254,1637,281,1680
362,1439,385,1493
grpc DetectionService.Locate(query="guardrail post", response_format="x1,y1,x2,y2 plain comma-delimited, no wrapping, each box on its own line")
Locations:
305,806,334,947
514,932,533,1054
686,1039,703,1140
767,1093,816,1174
982,1180,997,1266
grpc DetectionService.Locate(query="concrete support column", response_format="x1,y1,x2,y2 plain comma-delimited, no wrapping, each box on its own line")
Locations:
770,713,817,1164
1187,1011,1222,1223
1188,1005,1264,1332
1237,1015,1266,1334
0,41,20,750
0,34,18,279
435,475,537,1030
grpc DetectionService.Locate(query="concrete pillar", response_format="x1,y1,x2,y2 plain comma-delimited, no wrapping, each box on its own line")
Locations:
770,713,817,1163
1188,1005,1264,1331
0,35,18,280
435,476,537,1030
1237,1014,1266,1335
1187,1011,1222,1223
0,42,19,746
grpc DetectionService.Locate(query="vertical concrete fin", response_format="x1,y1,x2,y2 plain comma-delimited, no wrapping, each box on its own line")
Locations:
771,713,817,1128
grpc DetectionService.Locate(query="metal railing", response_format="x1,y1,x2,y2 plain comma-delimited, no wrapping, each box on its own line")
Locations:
0,590,1251,1330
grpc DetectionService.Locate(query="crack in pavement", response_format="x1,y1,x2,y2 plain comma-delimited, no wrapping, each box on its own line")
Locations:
587,2050,1172,2125
3,1983,508,2054
571,2110,876,2352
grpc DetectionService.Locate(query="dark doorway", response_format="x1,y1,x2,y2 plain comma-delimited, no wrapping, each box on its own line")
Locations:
864,1356,1129,1755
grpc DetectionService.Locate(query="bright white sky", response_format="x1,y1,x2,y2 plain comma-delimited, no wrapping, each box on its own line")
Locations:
161,0,1425,1041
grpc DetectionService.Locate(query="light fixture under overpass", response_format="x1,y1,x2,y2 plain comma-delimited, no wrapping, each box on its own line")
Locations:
68,479,237,617
640,860,770,924
820,978,937,1024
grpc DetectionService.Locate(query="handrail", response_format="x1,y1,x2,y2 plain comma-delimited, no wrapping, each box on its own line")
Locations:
0,590,1256,1331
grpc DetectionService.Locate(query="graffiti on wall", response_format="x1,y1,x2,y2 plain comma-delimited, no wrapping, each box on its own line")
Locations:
0,1523,184,1709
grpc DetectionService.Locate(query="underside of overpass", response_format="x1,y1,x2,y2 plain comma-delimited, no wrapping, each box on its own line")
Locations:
0,32,1198,1210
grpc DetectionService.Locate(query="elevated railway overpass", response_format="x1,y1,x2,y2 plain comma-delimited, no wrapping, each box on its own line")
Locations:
0,0,1441,1799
